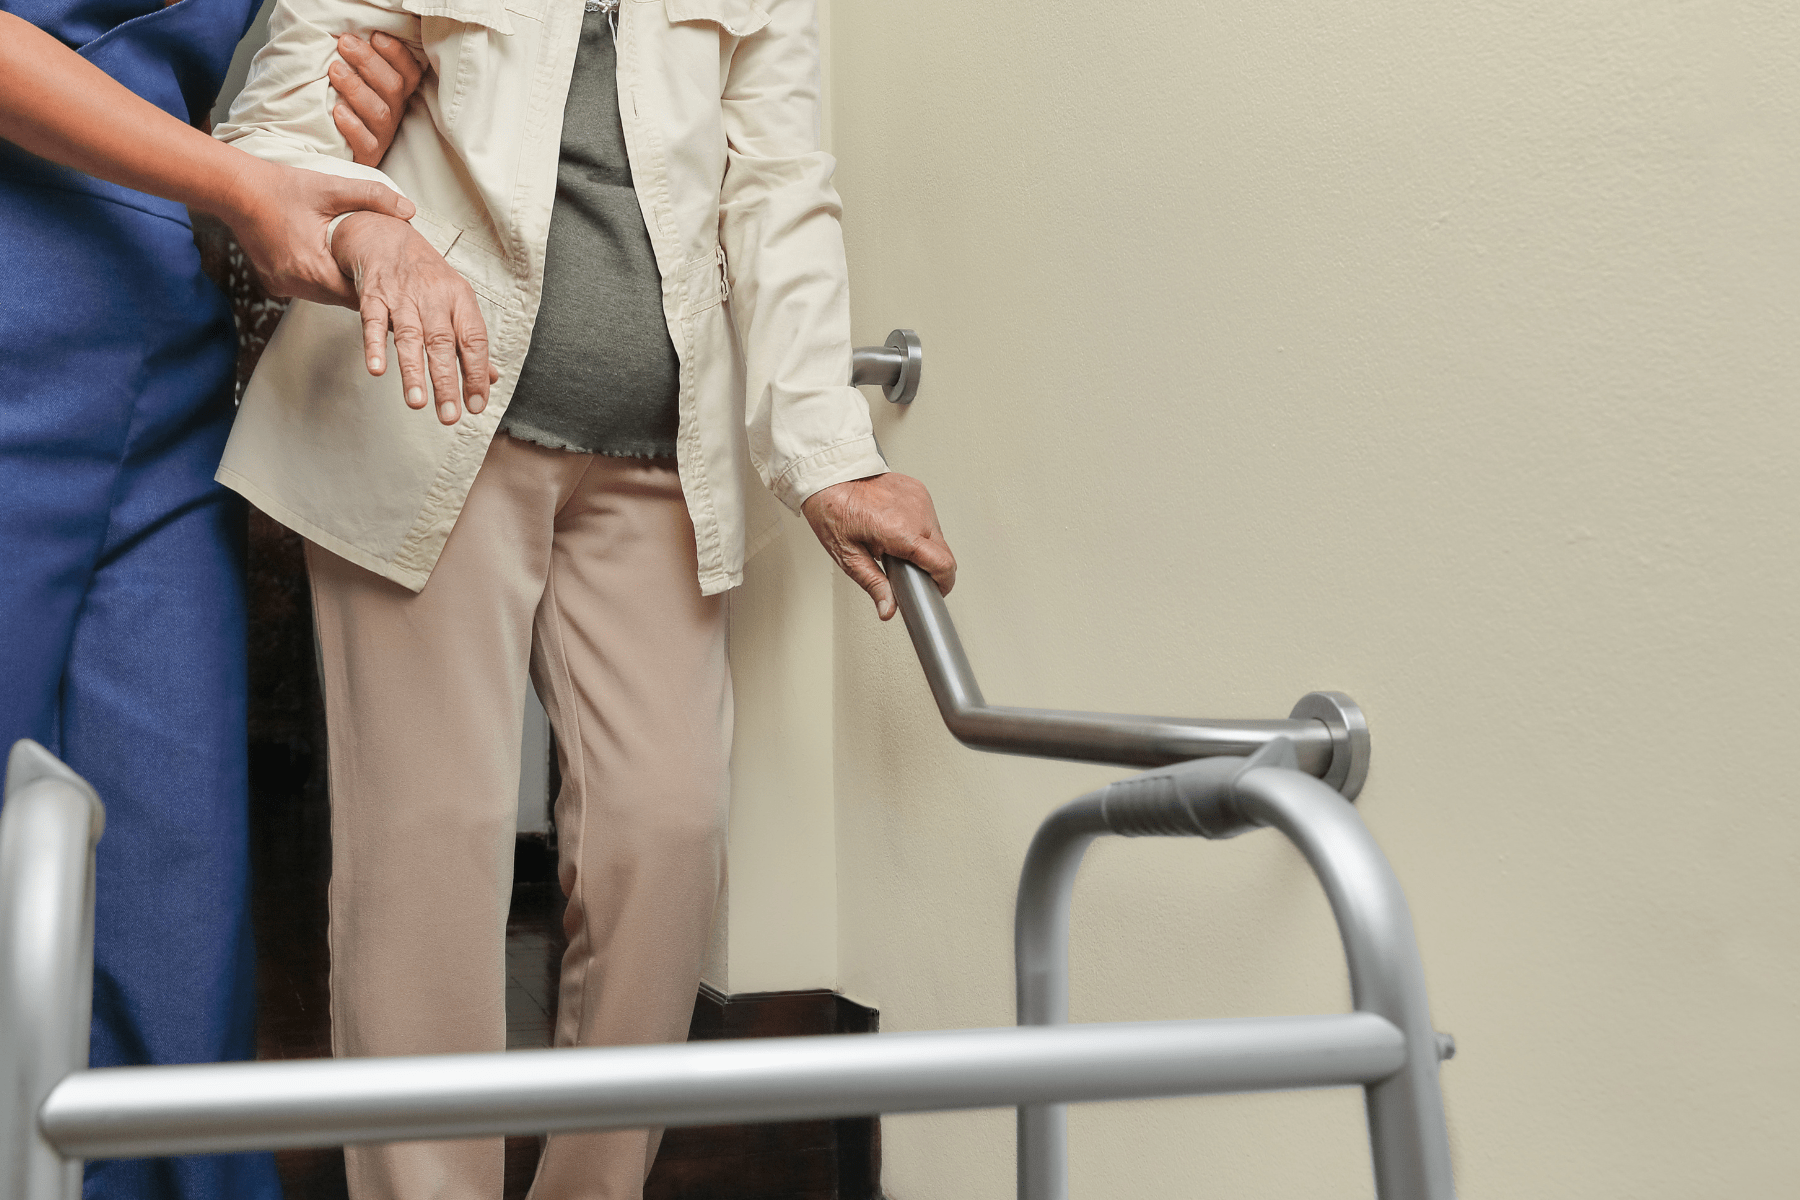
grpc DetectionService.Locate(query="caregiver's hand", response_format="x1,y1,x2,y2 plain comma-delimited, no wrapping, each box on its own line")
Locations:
219,158,417,307
331,211,497,425
328,32,424,167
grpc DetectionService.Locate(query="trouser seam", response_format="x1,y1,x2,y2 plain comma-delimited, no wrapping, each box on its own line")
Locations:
538,542,595,1046
306,544,348,1064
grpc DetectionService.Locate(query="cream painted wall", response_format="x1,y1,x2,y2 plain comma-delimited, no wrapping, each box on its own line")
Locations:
718,523,839,994
784,1,1800,1196
710,0,845,996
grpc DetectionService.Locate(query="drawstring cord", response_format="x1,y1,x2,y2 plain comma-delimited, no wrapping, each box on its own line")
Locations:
584,0,619,40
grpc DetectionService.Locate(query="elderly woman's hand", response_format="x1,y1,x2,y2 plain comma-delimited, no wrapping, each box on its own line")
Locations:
802,473,957,620
331,211,497,425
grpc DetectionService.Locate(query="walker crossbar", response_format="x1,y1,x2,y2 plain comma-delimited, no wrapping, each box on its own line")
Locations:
42,1014,1404,1160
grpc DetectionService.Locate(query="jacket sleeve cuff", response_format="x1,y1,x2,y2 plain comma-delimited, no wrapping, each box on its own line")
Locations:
217,129,406,190
773,436,890,512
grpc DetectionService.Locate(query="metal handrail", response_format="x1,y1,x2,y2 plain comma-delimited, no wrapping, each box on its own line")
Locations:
886,555,1372,798
1014,740,1454,1200
857,327,1369,796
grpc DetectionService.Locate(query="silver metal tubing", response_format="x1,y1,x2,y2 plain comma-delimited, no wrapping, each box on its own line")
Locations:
885,554,1369,797
42,1015,1404,1161
2,741,104,1200
1013,800,1107,1200
851,328,922,404
1014,743,1452,1200
1232,764,1454,1199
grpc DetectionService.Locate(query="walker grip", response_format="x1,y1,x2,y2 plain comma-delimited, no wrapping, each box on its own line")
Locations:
1097,739,1300,840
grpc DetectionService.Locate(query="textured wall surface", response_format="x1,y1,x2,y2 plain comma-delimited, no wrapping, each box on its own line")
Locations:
752,1,1800,1196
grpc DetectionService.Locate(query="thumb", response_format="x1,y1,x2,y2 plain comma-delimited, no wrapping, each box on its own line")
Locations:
322,178,416,222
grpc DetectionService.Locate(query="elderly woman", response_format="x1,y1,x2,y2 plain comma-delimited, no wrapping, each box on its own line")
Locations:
216,1,955,1197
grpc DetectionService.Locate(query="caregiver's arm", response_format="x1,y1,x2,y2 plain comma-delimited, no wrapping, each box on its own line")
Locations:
215,0,493,421
0,11,413,306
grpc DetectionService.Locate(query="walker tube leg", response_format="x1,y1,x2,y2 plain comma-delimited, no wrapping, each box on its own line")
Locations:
1013,800,1108,1200
1,742,105,1200
1233,768,1455,1200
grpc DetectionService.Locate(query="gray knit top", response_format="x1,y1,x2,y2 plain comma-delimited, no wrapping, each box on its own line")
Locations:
501,6,680,458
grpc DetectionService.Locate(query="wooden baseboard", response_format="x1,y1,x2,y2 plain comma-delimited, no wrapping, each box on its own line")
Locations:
646,988,881,1200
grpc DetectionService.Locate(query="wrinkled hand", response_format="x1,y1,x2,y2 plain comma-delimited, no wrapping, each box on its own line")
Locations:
327,32,423,167
331,210,496,425
802,473,956,620
219,157,416,306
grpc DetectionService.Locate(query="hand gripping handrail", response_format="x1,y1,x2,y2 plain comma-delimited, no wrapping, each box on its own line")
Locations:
855,328,1370,794
885,555,1372,797
1014,740,1455,1200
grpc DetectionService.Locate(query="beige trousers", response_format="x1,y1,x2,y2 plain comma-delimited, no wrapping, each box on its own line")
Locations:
307,434,732,1200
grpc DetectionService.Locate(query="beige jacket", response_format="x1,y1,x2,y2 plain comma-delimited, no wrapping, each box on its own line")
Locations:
215,0,885,595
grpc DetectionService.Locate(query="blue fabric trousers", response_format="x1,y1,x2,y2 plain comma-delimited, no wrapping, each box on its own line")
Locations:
0,138,283,1200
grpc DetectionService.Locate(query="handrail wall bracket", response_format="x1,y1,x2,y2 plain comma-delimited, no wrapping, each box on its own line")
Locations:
1288,689,1370,799
851,329,922,404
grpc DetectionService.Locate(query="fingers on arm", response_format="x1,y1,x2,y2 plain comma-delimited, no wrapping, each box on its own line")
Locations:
326,62,389,161
371,31,424,94
333,36,399,119
332,100,379,165
338,34,403,93
422,323,465,425
360,296,390,375
334,34,421,167
835,542,898,621
321,176,414,223
389,301,430,409
454,297,492,415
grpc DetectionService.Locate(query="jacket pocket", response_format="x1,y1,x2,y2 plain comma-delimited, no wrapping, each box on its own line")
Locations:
400,0,514,128
409,206,465,259
657,0,770,37
400,0,515,34
679,245,729,318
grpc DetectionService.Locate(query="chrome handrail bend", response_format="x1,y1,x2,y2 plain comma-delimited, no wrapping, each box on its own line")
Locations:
885,555,1370,798
852,328,1367,795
